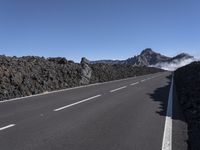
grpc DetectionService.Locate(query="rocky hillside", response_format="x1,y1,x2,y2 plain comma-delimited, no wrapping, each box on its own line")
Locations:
92,48,194,70
174,61,200,150
0,55,163,101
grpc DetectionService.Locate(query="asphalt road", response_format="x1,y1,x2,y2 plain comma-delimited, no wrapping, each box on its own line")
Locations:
0,72,188,150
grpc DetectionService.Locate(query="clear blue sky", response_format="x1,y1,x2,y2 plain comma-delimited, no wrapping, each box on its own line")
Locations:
0,0,200,62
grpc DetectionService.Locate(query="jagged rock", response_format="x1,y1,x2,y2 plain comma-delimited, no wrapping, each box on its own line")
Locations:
80,57,92,85
81,57,90,65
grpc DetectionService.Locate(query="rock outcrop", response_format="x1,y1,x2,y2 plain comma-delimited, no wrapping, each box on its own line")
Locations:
80,57,92,85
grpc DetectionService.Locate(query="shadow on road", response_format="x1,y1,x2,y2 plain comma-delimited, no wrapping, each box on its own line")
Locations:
147,74,188,150
148,75,171,117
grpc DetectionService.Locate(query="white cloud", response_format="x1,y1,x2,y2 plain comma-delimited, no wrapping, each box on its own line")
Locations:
151,58,196,71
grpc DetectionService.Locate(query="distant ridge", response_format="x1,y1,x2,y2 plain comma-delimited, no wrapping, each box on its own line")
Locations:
91,48,194,70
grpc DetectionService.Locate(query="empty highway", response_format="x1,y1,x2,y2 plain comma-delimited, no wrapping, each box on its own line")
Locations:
0,72,187,150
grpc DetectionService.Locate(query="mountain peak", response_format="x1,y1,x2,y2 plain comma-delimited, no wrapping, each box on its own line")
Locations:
176,53,193,58
140,48,155,55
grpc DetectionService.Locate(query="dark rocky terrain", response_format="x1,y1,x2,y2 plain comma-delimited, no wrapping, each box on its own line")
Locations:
90,63,162,83
175,61,200,150
92,48,194,69
0,56,82,101
0,55,163,101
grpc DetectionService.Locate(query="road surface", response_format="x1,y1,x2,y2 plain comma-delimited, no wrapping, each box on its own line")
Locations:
0,72,187,150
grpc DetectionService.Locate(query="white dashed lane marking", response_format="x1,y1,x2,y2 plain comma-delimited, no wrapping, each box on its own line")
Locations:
110,86,127,93
130,82,139,86
0,124,16,131
54,95,102,112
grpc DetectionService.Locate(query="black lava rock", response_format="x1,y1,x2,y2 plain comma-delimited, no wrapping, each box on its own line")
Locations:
175,61,200,150
0,55,163,101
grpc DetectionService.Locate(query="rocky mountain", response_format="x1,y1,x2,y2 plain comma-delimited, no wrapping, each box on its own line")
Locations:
92,48,194,70
152,52,194,71
125,48,171,66
170,53,193,61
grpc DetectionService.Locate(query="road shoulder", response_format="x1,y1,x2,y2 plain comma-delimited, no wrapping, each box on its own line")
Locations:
172,84,188,150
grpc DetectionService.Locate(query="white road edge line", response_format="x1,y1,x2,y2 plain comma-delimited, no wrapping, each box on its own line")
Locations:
54,94,101,112
0,124,16,131
110,86,127,93
161,74,173,150
130,82,139,86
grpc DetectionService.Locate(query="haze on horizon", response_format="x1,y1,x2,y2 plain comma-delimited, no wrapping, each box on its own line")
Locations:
0,0,200,62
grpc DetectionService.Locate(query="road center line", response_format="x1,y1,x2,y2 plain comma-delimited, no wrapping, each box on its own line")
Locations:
0,124,16,131
110,86,127,93
130,82,139,86
161,74,173,150
140,79,146,82
54,94,101,112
